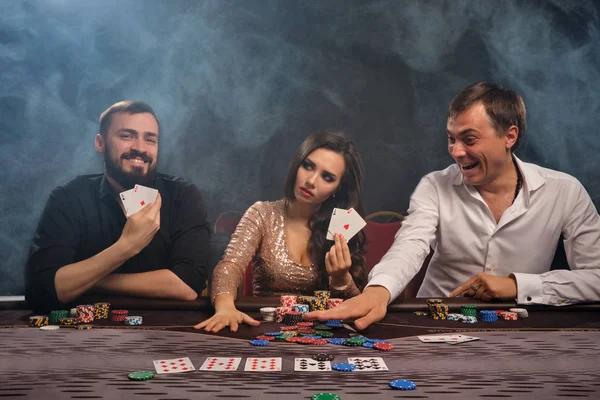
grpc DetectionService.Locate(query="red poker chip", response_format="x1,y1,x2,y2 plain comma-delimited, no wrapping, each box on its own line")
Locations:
297,337,317,345
373,342,394,351
256,335,276,341
296,322,314,327
298,328,316,334
309,339,328,346
280,326,298,331
285,337,302,343
286,311,302,316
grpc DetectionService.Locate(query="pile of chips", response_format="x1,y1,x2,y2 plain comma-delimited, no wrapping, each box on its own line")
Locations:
427,299,448,320
460,304,477,317
59,317,77,327
94,302,111,320
510,308,529,318
125,316,143,326
110,310,129,322
29,316,48,327
49,310,68,324
479,310,498,322
77,305,95,324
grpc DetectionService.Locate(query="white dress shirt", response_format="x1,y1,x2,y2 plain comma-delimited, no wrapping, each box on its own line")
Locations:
367,156,600,306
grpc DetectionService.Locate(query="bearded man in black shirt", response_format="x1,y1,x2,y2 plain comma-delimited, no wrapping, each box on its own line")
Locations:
25,101,211,312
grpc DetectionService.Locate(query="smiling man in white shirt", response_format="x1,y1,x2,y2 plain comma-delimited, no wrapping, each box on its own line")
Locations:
305,81,600,330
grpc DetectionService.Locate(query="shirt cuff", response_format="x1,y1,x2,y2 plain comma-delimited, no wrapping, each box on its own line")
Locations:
365,273,401,304
511,273,544,305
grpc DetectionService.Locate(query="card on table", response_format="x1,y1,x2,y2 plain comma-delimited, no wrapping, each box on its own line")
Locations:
326,207,366,241
347,357,389,371
199,357,242,371
244,357,282,372
153,357,195,374
294,358,332,372
418,334,480,344
119,184,158,217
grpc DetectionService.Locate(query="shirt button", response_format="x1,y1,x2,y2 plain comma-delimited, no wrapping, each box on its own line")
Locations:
486,265,495,272
527,296,532,301
558,299,564,305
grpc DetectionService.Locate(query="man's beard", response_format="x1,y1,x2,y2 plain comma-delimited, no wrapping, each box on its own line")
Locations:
104,147,157,190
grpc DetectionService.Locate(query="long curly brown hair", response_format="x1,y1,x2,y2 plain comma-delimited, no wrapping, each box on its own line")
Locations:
284,130,368,291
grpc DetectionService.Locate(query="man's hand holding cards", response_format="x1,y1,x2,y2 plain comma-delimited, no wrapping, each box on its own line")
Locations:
120,185,159,217
326,207,366,241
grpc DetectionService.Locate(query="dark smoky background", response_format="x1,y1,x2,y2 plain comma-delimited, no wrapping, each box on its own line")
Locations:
1,0,598,294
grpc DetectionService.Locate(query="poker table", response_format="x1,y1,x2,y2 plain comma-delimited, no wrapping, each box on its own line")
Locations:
1,296,600,400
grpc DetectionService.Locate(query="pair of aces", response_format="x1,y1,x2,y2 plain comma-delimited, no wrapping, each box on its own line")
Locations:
119,184,158,217
153,357,280,373
326,207,366,241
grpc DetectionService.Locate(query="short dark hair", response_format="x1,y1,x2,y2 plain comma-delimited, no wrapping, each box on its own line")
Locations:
448,82,526,152
283,130,368,291
99,100,159,136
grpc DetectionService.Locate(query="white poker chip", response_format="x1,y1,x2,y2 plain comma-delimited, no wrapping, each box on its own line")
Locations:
39,325,60,331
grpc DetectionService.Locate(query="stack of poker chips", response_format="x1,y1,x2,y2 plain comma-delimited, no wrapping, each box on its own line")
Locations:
29,315,49,327
275,307,292,323
259,307,276,322
479,310,498,322
110,310,129,322
292,304,309,314
426,299,448,320
125,316,143,326
461,315,477,323
49,310,69,325
510,308,529,318
281,311,303,326
280,295,297,308
76,305,95,324
314,290,330,311
447,313,462,321
326,298,344,309
461,304,477,317
59,317,78,327
94,302,111,320
500,311,518,320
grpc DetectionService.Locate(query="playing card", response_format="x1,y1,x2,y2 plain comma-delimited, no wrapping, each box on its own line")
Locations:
347,357,389,371
124,185,158,217
326,207,366,241
447,335,481,345
153,357,195,374
294,358,332,372
417,334,463,343
244,357,282,372
199,357,242,371
119,189,135,216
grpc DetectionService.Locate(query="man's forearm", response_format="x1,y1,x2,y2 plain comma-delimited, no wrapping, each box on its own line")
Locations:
54,241,133,304
94,269,198,301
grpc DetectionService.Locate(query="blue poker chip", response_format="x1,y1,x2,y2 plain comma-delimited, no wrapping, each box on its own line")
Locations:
302,335,323,339
361,341,374,348
264,332,282,336
249,339,270,346
389,379,417,390
332,362,356,372
327,338,346,345
367,338,387,343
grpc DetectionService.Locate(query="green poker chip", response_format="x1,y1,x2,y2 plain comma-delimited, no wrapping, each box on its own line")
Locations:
311,393,341,400
127,371,154,381
315,330,334,338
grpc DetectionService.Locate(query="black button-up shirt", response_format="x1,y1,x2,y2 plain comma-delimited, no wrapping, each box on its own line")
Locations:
25,173,211,312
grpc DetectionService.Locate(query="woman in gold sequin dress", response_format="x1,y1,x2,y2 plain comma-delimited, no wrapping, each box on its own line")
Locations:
195,131,368,333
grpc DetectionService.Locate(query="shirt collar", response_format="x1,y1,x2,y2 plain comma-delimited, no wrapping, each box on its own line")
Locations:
99,174,115,201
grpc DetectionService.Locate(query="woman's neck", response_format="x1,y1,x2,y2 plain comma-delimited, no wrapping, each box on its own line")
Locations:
286,199,318,222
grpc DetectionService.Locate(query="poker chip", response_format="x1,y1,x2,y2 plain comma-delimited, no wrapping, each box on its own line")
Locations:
285,336,302,343
127,371,154,381
312,353,335,361
249,339,270,346
462,316,478,323
263,332,282,336
255,335,275,341
389,379,417,390
361,341,374,348
298,328,316,334
280,325,298,331
311,393,341,400
414,311,428,316
77,324,93,330
302,335,323,339
309,339,328,345
275,334,293,341
367,339,387,343
296,321,314,327
315,331,334,338
39,325,60,331
327,338,346,345
510,308,529,318
479,310,498,323
345,337,366,345
314,325,332,330
124,316,143,326
332,362,356,372
373,342,394,351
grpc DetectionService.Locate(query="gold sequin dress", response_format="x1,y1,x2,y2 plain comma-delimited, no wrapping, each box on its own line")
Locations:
210,200,361,301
